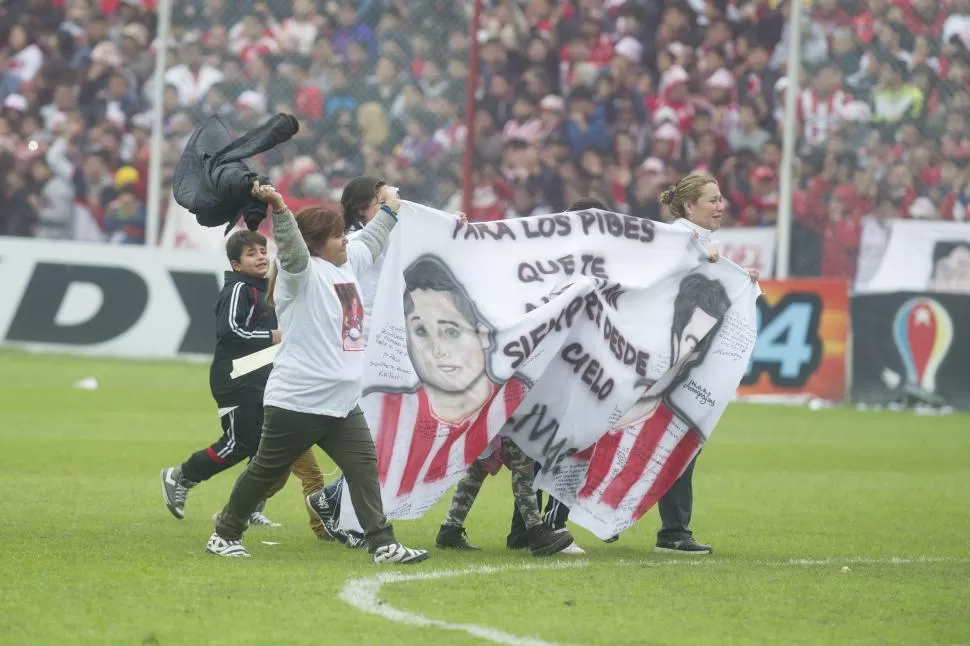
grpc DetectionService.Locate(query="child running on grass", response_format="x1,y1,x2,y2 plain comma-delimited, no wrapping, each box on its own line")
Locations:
161,229,332,539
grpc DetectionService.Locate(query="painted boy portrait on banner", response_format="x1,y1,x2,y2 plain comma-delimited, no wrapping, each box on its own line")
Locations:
611,273,732,430
370,255,527,503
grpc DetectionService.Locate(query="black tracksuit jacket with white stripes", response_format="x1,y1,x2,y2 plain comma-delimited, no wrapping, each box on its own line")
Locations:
209,271,278,407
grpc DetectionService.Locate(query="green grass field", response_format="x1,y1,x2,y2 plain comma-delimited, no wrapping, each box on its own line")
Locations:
1,350,969,646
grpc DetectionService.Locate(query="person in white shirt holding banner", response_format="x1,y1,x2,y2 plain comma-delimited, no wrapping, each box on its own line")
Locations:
295,176,388,547
511,179,759,554
204,181,429,565
309,178,481,546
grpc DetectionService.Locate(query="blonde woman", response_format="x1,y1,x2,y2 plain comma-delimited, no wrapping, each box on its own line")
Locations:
650,173,757,553
357,102,390,150
660,172,760,282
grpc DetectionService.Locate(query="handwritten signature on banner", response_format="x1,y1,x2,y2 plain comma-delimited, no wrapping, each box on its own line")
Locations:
370,325,412,383
682,379,716,407
711,309,759,362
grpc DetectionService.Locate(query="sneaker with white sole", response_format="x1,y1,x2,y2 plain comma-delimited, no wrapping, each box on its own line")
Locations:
249,511,282,527
305,489,334,525
655,537,713,555
371,543,430,565
205,532,251,558
528,525,574,557
160,466,197,520
559,542,586,555
248,500,281,527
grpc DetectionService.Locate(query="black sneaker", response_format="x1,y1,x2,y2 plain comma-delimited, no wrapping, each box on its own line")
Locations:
528,525,574,557
506,532,529,550
160,466,197,519
306,490,364,548
327,518,367,549
305,490,334,525
436,525,480,550
655,537,713,555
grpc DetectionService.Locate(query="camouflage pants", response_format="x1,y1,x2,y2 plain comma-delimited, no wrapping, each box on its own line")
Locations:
443,437,541,530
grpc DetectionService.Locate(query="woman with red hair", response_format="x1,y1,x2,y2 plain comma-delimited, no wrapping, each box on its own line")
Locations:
204,181,429,565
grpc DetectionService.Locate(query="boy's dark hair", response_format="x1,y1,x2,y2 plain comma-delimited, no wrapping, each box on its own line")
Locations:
226,229,268,264
671,274,731,364
569,198,609,211
403,255,487,331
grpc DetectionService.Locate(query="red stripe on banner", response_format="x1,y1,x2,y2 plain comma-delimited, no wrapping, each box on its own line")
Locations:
577,430,622,500
462,402,491,466
206,447,224,464
504,377,529,413
463,383,503,466
574,445,595,461
376,394,403,486
598,405,674,509
397,391,438,495
632,429,702,521
424,420,469,483
469,376,528,463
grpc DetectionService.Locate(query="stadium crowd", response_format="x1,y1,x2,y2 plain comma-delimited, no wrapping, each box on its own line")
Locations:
0,0,968,278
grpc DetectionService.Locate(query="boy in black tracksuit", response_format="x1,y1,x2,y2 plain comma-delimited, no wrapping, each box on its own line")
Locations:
161,230,281,523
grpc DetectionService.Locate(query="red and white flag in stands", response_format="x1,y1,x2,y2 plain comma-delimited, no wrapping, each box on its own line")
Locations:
337,203,758,534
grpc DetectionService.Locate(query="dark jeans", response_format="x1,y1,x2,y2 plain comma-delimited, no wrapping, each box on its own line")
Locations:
215,405,394,549
655,454,696,541
509,455,698,541
181,404,263,483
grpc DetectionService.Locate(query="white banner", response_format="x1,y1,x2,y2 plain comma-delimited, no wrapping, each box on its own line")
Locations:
342,203,759,538
856,219,970,294
714,226,776,279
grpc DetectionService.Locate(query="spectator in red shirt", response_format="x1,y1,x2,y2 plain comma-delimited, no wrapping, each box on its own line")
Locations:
742,165,780,226
820,195,863,279
883,163,919,218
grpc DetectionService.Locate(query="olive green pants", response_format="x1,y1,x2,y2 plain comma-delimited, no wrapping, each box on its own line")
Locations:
266,449,327,538
216,406,394,549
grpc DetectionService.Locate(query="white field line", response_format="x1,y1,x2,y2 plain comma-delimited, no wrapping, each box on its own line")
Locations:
338,556,970,646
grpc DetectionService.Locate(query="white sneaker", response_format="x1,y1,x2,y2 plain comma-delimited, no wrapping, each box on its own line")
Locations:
371,543,430,565
160,467,196,519
249,511,282,527
559,542,586,555
205,532,251,558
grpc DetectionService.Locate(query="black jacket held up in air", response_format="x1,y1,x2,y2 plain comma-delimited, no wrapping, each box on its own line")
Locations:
174,113,299,234
209,271,278,407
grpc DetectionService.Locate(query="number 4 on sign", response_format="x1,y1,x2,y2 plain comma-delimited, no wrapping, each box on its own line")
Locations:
744,294,823,388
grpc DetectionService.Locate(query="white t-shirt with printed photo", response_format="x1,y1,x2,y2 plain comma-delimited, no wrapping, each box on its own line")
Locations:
347,228,384,346
263,242,374,417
